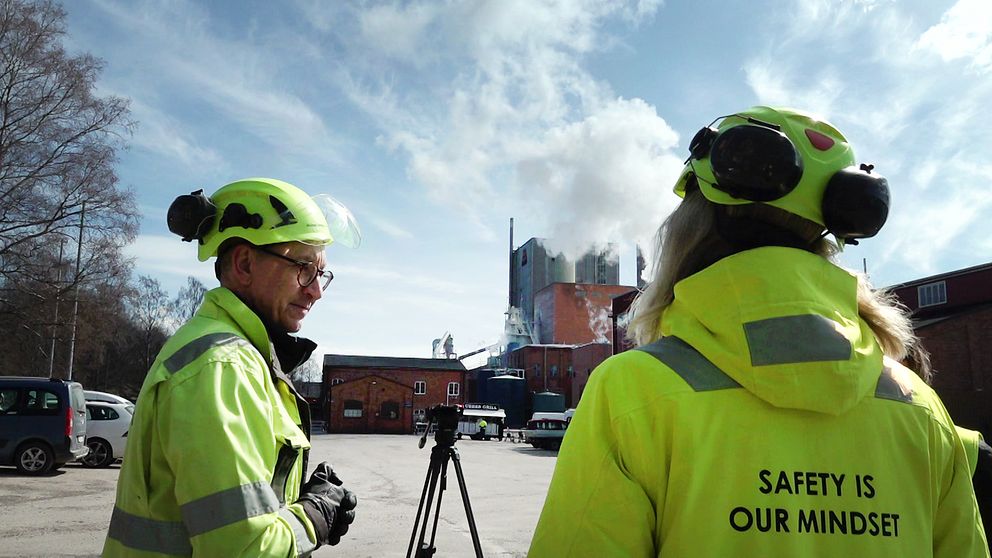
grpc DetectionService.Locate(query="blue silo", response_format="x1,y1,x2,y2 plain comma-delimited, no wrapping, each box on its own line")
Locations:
487,374,528,428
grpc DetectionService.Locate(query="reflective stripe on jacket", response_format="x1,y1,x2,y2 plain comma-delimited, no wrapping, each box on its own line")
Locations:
103,287,317,557
529,247,988,557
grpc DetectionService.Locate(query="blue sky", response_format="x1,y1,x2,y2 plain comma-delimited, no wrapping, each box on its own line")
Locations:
62,0,992,361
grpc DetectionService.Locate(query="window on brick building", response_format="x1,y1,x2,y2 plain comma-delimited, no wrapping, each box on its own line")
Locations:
380,401,400,420
567,365,574,378
343,400,363,418
447,382,460,397
918,281,947,308
414,380,426,395
551,365,558,377
331,378,344,385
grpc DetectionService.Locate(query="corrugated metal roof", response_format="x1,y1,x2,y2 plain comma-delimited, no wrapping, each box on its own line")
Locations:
323,354,467,371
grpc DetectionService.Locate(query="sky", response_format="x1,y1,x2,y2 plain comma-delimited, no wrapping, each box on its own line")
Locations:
61,0,992,363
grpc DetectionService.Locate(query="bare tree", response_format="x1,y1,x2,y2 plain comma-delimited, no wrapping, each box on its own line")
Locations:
128,275,171,372
0,0,137,303
173,276,207,325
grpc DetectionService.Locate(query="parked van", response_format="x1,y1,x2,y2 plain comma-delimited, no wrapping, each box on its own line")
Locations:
524,411,569,450
0,377,88,474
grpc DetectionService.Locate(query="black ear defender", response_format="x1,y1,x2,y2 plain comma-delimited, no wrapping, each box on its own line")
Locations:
822,163,889,243
688,118,804,202
167,189,217,243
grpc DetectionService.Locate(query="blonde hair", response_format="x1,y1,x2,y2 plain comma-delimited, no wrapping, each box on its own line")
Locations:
625,188,928,377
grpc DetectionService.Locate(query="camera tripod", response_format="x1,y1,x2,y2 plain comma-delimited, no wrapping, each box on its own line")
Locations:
406,421,484,558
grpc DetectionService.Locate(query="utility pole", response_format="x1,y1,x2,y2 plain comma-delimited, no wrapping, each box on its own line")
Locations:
48,239,65,378
67,202,85,381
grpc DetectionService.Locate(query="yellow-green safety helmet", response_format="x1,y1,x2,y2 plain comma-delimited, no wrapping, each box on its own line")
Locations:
167,177,362,261
675,106,889,242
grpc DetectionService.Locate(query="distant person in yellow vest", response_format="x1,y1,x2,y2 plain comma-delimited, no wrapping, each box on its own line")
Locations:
103,179,362,557
478,419,488,439
529,107,988,556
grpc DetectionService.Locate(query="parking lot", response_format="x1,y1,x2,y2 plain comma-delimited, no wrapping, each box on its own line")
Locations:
0,433,557,557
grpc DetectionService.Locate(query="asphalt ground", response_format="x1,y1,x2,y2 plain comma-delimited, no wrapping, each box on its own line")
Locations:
0,433,557,557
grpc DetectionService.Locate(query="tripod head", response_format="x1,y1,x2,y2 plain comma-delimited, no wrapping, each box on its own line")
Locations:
418,404,461,449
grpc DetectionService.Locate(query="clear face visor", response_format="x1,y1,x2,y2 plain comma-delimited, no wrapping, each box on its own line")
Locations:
311,194,362,249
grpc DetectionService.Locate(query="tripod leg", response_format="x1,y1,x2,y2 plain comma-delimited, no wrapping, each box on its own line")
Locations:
407,448,443,558
425,452,449,551
449,447,484,558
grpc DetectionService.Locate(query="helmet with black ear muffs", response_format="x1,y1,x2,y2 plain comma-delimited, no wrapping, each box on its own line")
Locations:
166,178,362,261
674,106,889,245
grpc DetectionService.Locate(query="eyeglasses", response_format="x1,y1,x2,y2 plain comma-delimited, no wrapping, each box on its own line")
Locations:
254,246,334,290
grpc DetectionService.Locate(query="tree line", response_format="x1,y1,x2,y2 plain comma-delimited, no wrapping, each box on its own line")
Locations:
0,0,201,397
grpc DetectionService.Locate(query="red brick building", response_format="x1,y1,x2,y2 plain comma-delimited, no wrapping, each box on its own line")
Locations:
322,355,466,434
503,342,612,408
611,289,639,354
570,342,614,407
534,283,634,345
888,262,992,437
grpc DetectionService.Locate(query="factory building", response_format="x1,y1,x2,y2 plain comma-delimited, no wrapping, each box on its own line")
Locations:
319,225,637,433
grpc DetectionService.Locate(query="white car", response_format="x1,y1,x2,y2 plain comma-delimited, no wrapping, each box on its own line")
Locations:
84,390,133,405
81,401,133,468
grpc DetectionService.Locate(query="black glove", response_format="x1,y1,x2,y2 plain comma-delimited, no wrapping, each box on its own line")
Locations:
297,462,358,547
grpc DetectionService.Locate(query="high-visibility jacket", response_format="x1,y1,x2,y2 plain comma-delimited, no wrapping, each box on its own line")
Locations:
103,287,319,557
529,247,989,557
959,426,984,476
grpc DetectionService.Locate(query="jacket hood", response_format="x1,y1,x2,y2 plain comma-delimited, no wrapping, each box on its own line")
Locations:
659,247,883,415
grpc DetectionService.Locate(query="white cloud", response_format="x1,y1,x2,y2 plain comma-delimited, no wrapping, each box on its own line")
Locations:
364,215,414,240
125,235,216,285
737,0,992,281
324,1,668,257
513,97,683,259
916,0,992,71
89,0,343,164
128,100,226,170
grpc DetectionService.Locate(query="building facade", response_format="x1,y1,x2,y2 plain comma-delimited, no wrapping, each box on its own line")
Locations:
888,262,992,437
509,238,621,333
533,283,635,345
322,355,466,434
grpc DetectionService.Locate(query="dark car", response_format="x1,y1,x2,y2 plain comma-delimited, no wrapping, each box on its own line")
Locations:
0,377,88,474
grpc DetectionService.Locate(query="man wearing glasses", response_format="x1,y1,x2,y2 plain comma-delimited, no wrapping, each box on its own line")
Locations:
104,178,361,557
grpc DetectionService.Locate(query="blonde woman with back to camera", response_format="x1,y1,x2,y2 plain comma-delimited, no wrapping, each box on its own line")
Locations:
528,106,988,557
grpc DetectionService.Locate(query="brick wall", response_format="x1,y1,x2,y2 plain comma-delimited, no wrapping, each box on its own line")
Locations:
323,365,465,433
917,306,992,437
534,283,636,345
570,343,613,407
506,345,574,406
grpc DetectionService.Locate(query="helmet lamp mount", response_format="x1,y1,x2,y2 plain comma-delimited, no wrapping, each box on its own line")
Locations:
218,203,263,233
